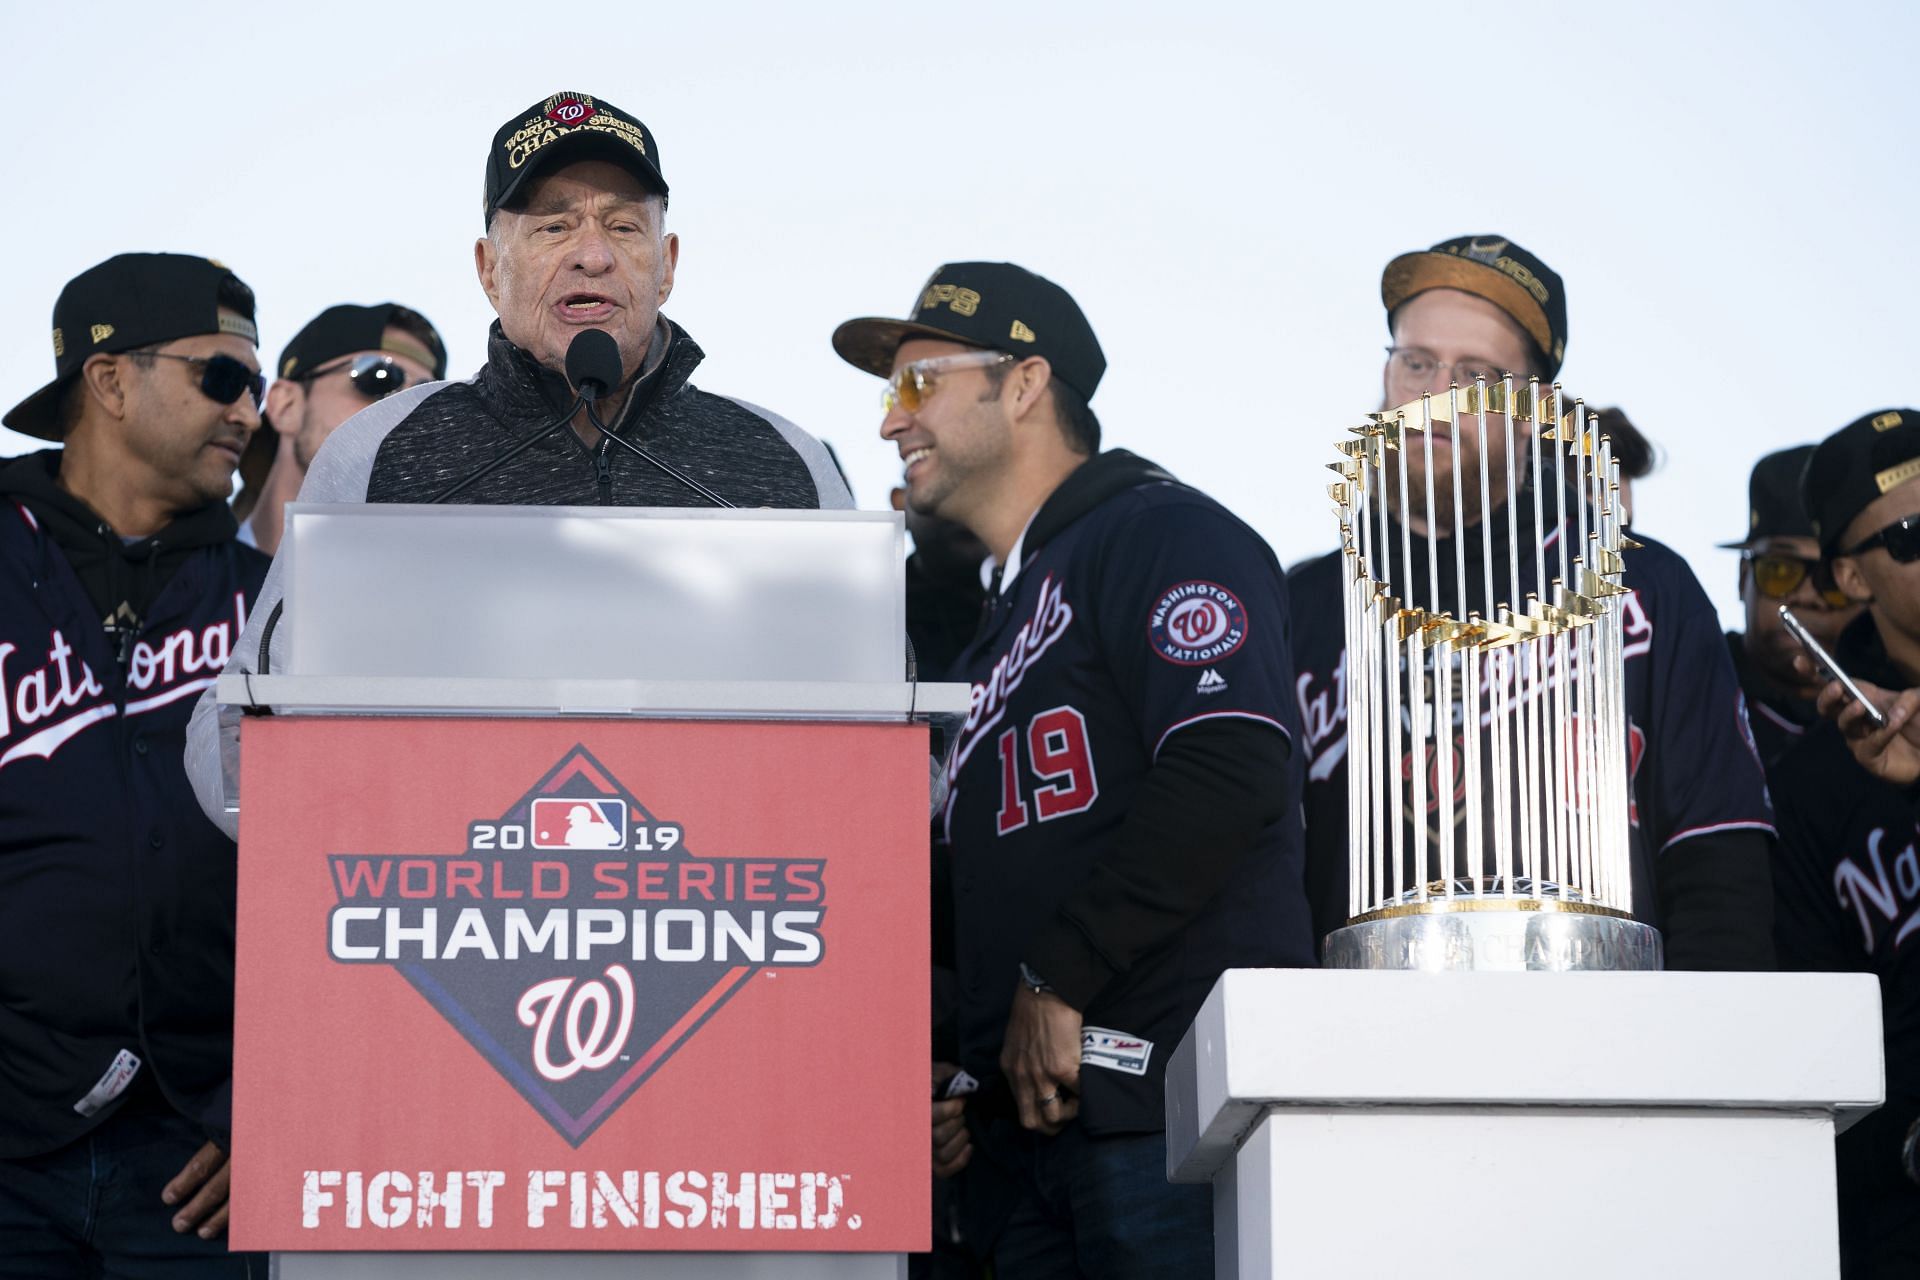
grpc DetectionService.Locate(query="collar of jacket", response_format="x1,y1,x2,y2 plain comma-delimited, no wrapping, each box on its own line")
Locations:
477,317,707,440
0,448,239,555
1020,449,1178,563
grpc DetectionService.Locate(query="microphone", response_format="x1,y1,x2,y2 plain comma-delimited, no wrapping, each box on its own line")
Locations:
427,329,621,505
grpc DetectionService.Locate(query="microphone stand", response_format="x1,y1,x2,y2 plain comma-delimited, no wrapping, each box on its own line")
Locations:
585,401,736,508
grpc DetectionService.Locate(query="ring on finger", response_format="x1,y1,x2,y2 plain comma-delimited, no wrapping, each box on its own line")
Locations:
1037,1092,1059,1106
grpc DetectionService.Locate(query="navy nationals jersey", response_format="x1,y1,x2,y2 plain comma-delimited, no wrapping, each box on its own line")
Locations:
942,452,1315,1135
1290,507,1774,945
0,478,268,1156
1772,715,1920,1270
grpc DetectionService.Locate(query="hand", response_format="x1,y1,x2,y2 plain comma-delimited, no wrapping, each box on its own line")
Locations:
1000,984,1082,1136
1816,676,1920,786
163,1141,232,1240
931,1062,972,1178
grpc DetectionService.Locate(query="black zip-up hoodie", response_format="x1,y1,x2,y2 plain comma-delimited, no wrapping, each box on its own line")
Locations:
0,449,268,1156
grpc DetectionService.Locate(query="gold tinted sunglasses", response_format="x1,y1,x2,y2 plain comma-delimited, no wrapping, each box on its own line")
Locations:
882,351,1013,413
1745,552,1852,608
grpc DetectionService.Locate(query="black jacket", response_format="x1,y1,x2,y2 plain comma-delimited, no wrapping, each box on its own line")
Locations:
0,450,269,1156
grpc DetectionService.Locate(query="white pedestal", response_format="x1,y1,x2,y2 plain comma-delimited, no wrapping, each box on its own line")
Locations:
1166,970,1884,1280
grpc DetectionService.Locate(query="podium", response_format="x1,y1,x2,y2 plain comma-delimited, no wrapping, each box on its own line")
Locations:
1166,969,1885,1280
217,505,968,1277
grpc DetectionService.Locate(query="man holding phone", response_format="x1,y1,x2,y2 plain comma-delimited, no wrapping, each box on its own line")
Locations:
1769,407,1920,1275
1721,446,1863,768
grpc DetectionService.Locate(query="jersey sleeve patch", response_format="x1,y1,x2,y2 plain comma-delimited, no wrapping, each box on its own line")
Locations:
1147,580,1249,666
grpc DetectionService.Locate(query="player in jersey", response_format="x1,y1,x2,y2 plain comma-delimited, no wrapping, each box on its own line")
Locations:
1771,408,1920,1276
836,263,1313,1276
1718,445,1864,770
1287,234,1775,969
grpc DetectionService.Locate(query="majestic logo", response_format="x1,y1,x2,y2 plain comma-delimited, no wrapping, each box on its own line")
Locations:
1149,581,1248,666
326,745,827,1146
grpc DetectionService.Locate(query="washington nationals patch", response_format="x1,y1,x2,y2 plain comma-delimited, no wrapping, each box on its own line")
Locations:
1148,581,1248,666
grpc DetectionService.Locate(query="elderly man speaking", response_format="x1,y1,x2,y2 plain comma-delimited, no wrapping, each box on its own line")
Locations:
187,91,850,828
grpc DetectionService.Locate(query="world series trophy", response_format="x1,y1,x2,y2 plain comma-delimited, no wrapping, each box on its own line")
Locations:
1320,377,1662,971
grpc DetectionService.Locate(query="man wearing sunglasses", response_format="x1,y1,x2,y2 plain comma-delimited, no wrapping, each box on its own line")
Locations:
0,252,271,1273
836,262,1314,1276
235,302,448,554
1768,408,1920,1276
1719,445,1864,769
187,91,849,831
1288,234,1777,971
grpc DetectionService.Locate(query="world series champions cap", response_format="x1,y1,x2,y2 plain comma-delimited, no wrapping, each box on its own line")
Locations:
1717,445,1818,549
832,262,1107,402
483,91,666,226
4,252,258,441
1381,234,1568,379
1803,409,1920,557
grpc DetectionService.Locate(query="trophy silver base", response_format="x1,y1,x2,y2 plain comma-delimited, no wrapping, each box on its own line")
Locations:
1322,900,1663,972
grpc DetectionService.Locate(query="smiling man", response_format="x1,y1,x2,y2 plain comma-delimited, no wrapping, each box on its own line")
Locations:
1287,234,1777,970
837,262,1315,1276
0,253,271,1273
187,91,850,830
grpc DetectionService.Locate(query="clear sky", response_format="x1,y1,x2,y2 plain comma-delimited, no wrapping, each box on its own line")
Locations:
3,0,1913,630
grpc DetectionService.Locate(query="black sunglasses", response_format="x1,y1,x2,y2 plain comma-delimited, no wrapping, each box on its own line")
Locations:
299,353,413,402
139,352,266,410
1844,513,1920,564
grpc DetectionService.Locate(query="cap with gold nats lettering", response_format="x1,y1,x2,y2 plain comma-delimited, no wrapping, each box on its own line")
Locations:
832,262,1107,402
1381,234,1568,379
483,91,666,226
3,252,258,441
1803,409,1920,557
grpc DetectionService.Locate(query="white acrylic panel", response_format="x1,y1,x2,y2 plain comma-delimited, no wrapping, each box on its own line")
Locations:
282,505,905,683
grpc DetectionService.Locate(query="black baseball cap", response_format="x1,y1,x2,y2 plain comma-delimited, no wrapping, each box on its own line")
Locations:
1382,234,1568,379
832,262,1107,401
5,252,258,441
483,91,666,226
1803,409,1920,557
276,304,447,383
1718,445,1817,549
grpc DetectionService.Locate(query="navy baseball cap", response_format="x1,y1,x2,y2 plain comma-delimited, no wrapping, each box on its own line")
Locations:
276,303,446,383
1803,409,1920,557
1382,234,1567,379
1718,445,1818,549
832,262,1107,402
5,252,257,440
484,91,666,226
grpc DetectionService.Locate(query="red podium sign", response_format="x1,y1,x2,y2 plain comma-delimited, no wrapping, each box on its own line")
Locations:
230,717,930,1252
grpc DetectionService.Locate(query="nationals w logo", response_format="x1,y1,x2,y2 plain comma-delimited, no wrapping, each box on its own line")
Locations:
325,745,827,1146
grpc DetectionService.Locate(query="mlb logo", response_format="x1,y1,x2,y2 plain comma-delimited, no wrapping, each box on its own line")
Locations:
531,798,627,850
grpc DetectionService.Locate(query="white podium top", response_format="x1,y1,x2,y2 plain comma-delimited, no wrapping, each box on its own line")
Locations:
1166,969,1885,1183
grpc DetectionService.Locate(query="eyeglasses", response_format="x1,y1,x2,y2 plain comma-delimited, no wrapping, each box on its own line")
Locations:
882,351,1014,413
1843,513,1920,564
1744,551,1853,607
298,353,416,402
1384,346,1511,390
137,352,266,411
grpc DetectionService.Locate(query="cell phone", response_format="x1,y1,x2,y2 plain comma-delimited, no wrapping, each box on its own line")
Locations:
1779,605,1887,727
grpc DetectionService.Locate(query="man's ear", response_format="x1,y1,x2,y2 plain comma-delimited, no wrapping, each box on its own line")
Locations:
1831,554,1872,603
475,236,501,311
1007,357,1053,421
264,378,302,429
658,231,679,306
79,353,131,422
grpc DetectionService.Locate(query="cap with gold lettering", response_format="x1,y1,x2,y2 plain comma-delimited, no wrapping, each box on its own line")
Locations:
4,252,258,441
483,91,666,227
832,261,1107,401
1803,409,1920,557
1382,233,1568,379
